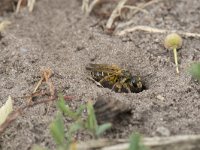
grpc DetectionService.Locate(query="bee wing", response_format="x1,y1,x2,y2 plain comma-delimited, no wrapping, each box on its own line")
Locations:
86,64,121,74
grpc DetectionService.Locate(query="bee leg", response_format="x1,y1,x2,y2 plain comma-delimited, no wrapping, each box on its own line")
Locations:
87,77,104,87
99,76,110,84
123,84,131,93
112,82,122,92
126,87,131,93
111,83,116,91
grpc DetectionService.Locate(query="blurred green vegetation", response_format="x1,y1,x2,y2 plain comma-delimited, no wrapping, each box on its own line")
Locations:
33,94,147,150
189,63,200,81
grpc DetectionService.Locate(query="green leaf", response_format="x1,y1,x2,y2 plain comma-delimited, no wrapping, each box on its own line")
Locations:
96,123,112,137
57,95,67,112
75,105,86,116
49,113,65,146
57,95,78,119
69,122,83,133
86,101,98,131
0,96,13,125
189,63,200,81
129,133,147,150
65,122,83,150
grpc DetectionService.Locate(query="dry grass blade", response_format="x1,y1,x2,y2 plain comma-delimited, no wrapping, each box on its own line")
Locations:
16,0,23,13
0,96,13,126
28,68,54,103
42,68,52,82
82,0,89,13
106,0,128,29
33,78,43,94
33,69,52,93
41,69,55,96
115,25,200,38
0,110,22,135
87,0,101,15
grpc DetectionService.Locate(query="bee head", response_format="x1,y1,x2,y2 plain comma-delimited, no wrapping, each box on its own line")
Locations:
130,76,143,89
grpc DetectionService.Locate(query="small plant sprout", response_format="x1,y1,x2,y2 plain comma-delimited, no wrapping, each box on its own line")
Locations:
164,33,183,74
129,133,147,150
189,63,200,81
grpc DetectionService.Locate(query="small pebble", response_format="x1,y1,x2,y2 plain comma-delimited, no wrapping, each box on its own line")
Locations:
156,95,165,101
155,126,170,136
76,46,85,51
20,47,28,53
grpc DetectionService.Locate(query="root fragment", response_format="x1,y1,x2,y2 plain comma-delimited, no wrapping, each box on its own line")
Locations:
115,25,200,38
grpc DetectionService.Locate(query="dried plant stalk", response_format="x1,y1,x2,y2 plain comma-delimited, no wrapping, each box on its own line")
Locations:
116,0,166,29
72,135,200,150
115,25,200,38
28,0,36,12
82,0,101,15
106,0,128,29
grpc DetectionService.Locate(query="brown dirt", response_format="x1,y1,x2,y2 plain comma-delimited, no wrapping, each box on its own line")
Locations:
0,0,200,149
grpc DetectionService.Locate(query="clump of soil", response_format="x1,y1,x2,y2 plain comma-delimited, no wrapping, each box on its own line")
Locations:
0,0,200,149
0,0,16,15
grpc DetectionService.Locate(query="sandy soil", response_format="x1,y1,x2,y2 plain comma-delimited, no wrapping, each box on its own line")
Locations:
0,0,200,149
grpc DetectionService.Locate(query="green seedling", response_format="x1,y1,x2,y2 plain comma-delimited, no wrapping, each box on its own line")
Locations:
57,94,85,120
189,63,200,81
51,95,111,150
129,133,148,150
85,101,112,138
164,33,183,74
50,112,67,150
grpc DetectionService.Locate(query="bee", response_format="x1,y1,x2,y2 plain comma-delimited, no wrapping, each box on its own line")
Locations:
86,63,144,93
93,96,132,124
